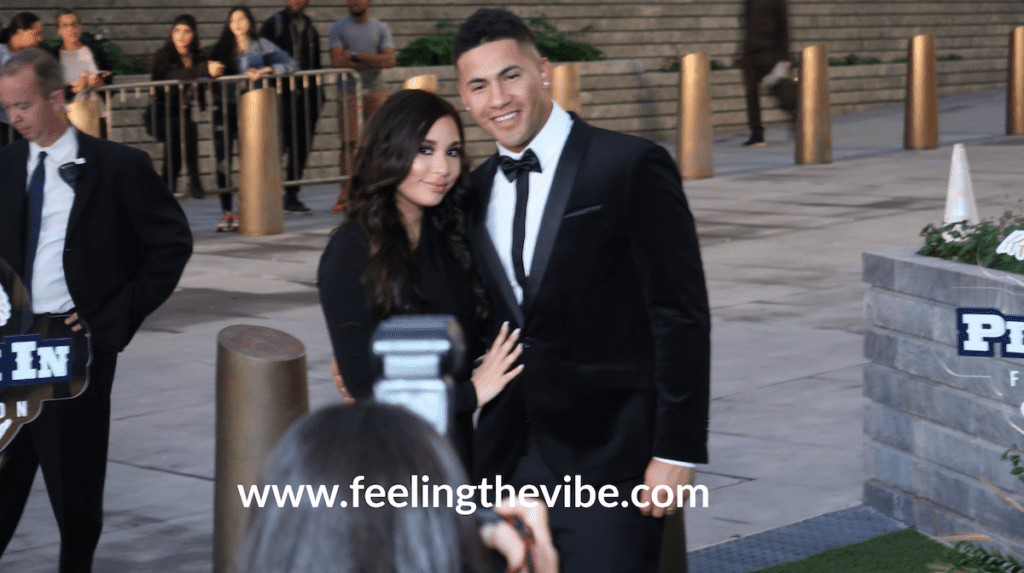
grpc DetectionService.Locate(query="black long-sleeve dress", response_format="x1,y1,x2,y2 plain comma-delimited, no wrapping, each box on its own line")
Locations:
317,218,481,465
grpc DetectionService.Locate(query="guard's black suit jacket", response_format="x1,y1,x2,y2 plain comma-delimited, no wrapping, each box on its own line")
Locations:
0,130,193,354
469,115,711,485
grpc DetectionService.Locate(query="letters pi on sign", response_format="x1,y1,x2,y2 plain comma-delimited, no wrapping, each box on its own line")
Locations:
958,308,1024,357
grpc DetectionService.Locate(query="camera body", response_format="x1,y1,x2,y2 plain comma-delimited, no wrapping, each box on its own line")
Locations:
370,315,466,436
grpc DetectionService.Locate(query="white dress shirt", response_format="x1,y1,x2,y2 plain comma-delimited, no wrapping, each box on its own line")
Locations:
483,103,695,469
486,101,572,304
27,126,77,314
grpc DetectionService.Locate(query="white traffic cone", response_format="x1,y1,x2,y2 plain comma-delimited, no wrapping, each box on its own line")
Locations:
943,143,979,226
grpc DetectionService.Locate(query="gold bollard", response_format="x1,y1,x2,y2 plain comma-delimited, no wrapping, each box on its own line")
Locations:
238,87,285,236
658,509,688,573
403,74,438,93
551,63,581,114
678,53,714,179
1008,26,1024,135
795,44,832,165
213,325,308,573
66,99,102,138
904,34,938,149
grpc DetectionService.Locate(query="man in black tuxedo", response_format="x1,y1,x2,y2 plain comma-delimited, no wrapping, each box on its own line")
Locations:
454,10,710,572
0,49,192,572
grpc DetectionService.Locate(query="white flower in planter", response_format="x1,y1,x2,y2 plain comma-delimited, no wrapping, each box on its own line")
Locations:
997,230,1024,261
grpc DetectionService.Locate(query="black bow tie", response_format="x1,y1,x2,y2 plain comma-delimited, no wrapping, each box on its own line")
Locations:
499,149,541,182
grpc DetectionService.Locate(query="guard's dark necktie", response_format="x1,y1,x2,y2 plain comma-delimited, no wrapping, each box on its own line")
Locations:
24,151,46,294
499,149,542,291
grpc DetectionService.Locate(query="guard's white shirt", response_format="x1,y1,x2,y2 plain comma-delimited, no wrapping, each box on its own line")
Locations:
486,101,572,305
27,126,77,313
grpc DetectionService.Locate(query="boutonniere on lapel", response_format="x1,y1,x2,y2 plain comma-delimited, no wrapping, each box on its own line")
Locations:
59,157,86,185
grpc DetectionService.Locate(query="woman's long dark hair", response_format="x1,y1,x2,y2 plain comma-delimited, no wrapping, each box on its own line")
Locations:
345,89,489,323
0,12,40,46
151,14,202,76
209,5,259,73
232,403,491,573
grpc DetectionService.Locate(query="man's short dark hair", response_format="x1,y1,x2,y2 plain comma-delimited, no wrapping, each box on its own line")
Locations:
452,8,538,65
0,48,65,99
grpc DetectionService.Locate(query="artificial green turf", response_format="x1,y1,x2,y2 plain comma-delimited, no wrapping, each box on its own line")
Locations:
748,529,956,573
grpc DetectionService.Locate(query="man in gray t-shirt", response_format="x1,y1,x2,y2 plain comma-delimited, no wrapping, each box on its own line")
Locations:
328,0,396,210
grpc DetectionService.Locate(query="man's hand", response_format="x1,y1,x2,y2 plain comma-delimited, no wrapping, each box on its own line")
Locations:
638,458,695,518
64,312,87,334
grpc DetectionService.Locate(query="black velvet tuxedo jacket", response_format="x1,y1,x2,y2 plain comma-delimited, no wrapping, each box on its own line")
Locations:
469,115,711,484
0,130,193,354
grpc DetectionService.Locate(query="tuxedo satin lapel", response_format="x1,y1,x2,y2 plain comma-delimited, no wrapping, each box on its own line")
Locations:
66,131,100,236
472,155,524,326
523,117,591,318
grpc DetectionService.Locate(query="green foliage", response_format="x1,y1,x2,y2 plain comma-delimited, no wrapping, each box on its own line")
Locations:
396,19,458,67
1002,444,1024,485
397,16,604,67
918,212,1024,275
660,60,727,73
938,53,964,61
41,31,148,75
942,540,1024,572
892,57,909,63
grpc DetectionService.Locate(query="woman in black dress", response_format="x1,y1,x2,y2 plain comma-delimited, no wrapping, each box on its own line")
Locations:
318,89,522,465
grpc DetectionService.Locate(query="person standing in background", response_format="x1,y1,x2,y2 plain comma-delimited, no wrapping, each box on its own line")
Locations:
738,0,790,147
49,9,111,113
261,0,321,215
0,13,44,147
328,0,396,212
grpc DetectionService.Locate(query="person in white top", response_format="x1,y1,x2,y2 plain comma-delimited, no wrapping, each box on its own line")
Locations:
49,9,112,139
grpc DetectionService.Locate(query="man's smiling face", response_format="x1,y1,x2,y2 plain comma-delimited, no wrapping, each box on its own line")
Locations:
456,39,553,153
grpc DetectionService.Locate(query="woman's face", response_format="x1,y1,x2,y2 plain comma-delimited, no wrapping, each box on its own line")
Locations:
57,14,82,47
172,24,194,53
395,115,463,216
229,10,250,38
10,21,43,51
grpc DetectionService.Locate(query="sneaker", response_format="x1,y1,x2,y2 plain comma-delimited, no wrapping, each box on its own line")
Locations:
229,214,240,231
284,198,313,215
743,134,766,147
216,214,233,232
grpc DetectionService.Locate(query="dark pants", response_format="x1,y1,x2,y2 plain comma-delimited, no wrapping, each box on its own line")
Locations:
740,52,779,139
281,86,321,201
213,104,239,212
160,111,200,194
0,347,118,573
509,436,664,573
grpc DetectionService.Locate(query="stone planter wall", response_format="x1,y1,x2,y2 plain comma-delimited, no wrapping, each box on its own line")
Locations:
863,246,1024,556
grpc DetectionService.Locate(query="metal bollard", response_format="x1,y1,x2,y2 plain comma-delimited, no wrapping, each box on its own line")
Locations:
213,325,308,573
403,74,438,93
795,44,832,165
1008,26,1024,135
238,87,285,236
904,34,938,150
677,53,713,180
551,63,581,114
658,510,688,573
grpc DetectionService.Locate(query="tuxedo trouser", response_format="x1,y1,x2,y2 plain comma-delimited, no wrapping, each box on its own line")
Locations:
509,434,664,573
0,340,117,573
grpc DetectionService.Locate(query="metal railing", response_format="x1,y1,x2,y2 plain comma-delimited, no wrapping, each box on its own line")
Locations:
66,68,363,197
